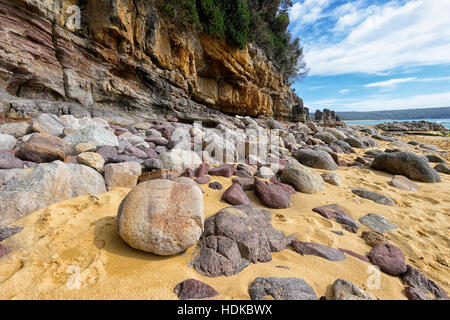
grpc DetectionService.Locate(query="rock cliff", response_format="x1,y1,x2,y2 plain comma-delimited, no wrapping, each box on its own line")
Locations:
0,0,303,124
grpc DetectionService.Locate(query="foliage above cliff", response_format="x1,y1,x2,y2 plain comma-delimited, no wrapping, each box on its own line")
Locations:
157,0,307,81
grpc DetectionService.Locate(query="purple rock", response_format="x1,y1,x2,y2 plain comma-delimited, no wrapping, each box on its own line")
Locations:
370,244,407,276
209,164,236,178
291,241,346,261
174,279,219,300
254,179,290,209
221,183,251,205
0,150,24,169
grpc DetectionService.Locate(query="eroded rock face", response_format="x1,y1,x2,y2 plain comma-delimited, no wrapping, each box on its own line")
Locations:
192,205,292,277
0,0,302,122
117,179,204,256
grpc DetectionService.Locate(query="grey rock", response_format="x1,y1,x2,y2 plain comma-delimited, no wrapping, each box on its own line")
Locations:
295,149,338,170
372,151,441,183
64,126,119,148
332,278,376,300
249,277,317,300
314,132,337,144
31,113,67,137
321,172,342,186
351,188,395,206
345,137,365,148
280,162,326,194
434,163,450,174
0,225,24,242
159,149,202,172
402,265,449,300
0,134,16,150
0,122,31,138
390,175,419,192
425,155,445,163
0,161,106,226
291,241,345,261
359,213,398,233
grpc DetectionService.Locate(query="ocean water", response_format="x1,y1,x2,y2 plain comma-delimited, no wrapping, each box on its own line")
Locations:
344,119,450,129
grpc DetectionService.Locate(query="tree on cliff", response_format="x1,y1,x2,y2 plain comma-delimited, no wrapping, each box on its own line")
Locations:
157,0,308,81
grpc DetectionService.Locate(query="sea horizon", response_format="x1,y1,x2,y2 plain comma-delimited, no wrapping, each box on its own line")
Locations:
344,118,450,129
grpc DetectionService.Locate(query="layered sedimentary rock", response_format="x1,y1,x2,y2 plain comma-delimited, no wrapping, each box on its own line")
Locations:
0,0,302,123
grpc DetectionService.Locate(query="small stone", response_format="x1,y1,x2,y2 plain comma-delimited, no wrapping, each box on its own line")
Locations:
221,183,251,205
174,279,219,300
351,188,395,206
361,231,390,247
104,162,142,190
0,226,24,242
196,161,210,178
256,166,275,179
209,164,236,178
339,248,370,263
332,278,376,300
249,277,318,300
231,177,255,191
75,142,96,155
390,175,419,192
76,152,105,171
208,182,223,190
195,176,211,185
434,163,450,175
360,213,398,233
291,241,345,261
426,155,445,163
401,265,449,300
321,172,342,186
370,244,407,275
0,244,8,258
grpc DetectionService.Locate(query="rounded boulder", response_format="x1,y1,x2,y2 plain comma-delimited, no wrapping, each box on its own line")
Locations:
117,179,204,256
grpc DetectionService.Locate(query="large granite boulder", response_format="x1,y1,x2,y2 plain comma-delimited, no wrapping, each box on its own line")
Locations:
372,151,441,183
159,149,202,172
117,179,204,256
0,161,106,226
104,162,142,191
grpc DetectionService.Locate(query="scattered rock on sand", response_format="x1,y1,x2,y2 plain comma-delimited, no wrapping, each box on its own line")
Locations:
174,279,219,300
351,188,395,206
117,179,204,256
332,278,376,300
254,179,290,209
0,225,24,241
401,265,449,300
0,161,106,225
208,182,223,190
370,244,407,276
372,151,441,183
192,205,292,277
0,243,8,258
426,155,445,163
295,149,338,170
361,231,390,247
339,249,370,263
390,175,419,192
104,162,142,190
209,164,236,178
249,277,317,300
321,172,342,186
221,183,251,205
280,162,326,194
17,133,71,163
359,213,398,233
434,163,450,175
291,240,345,261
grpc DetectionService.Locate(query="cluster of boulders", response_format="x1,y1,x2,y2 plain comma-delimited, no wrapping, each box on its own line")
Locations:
376,121,448,132
1,111,449,300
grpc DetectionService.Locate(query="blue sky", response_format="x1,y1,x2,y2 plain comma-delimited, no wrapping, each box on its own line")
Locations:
288,0,450,112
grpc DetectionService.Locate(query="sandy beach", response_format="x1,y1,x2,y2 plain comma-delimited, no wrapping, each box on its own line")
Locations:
1,134,448,300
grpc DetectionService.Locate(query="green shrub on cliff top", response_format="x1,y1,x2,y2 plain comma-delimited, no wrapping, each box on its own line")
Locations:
156,0,307,81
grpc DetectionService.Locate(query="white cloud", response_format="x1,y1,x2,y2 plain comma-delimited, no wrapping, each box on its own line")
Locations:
302,0,450,75
339,89,351,94
308,91,450,111
365,77,417,88
290,0,331,25
365,76,450,87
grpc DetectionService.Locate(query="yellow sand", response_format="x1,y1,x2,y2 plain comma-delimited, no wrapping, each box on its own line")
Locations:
0,135,449,300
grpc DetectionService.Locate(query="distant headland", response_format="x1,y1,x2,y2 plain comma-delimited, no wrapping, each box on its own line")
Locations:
329,107,450,121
